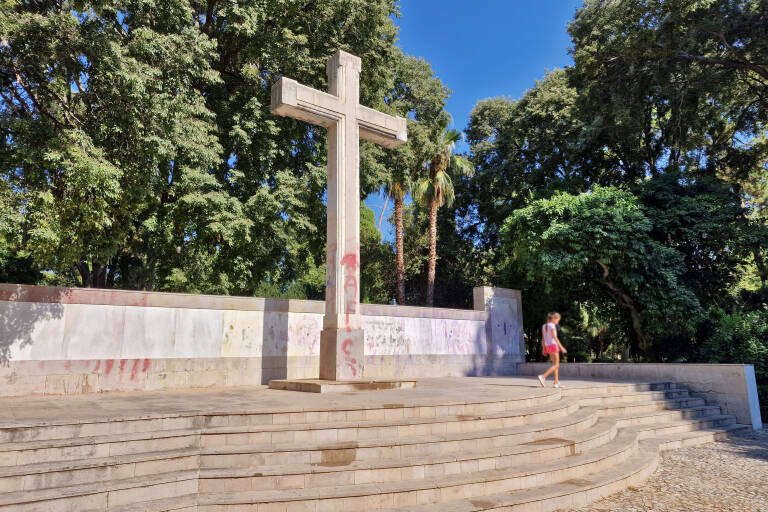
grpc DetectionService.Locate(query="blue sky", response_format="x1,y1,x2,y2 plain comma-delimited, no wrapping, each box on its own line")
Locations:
365,0,584,241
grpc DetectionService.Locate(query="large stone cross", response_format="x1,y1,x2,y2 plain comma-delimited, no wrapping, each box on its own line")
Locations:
271,50,407,380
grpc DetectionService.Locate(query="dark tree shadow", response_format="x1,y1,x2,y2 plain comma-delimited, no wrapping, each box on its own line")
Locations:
0,285,65,365
717,429,768,462
260,299,289,384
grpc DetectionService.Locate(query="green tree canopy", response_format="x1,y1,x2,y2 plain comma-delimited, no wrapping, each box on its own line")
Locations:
502,187,700,355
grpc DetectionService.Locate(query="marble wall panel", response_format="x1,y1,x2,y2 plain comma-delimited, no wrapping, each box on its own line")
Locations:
286,312,322,357
0,301,66,360
173,308,223,358
262,311,289,358
63,304,125,359
122,306,177,358
221,310,264,357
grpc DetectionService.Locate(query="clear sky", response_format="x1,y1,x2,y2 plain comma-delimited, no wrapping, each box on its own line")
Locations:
366,0,584,241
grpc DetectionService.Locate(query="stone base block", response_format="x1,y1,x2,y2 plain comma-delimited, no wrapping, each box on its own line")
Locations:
268,378,416,393
319,328,364,380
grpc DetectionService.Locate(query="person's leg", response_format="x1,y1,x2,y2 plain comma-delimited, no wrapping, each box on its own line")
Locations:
541,352,556,378
552,352,560,385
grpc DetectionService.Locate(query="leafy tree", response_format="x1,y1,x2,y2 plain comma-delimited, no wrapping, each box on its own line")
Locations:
502,187,700,356
1,1,228,288
0,0,406,294
697,309,768,394
636,172,758,307
569,0,768,193
413,121,474,306
359,202,395,304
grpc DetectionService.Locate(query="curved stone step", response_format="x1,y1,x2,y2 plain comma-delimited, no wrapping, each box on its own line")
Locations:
0,447,199,493
597,397,705,417
198,390,700,448
201,398,582,447
0,428,200,467
614,406,724,428
0,389,564,445
576,388,690,404
372,424,750,512
200,406,601,468
0,471,198,512
198,417,620,492
196,429,641,510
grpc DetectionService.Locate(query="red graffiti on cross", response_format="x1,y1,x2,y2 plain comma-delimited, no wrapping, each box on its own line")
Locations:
342,338,358,377
340,252,359,330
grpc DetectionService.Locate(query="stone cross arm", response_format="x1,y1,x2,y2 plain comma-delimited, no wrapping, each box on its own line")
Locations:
270,75,407,149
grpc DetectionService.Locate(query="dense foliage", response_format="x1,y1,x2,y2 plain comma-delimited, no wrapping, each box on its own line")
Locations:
1,1,766,379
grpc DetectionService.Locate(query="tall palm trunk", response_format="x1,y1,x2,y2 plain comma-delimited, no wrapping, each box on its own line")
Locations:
426,195,438,307
394,194,405,305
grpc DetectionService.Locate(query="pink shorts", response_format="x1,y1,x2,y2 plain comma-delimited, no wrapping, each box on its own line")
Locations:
545,344,559,355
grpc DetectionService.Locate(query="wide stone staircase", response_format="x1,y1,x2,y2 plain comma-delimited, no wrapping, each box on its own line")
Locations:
0,381,748,511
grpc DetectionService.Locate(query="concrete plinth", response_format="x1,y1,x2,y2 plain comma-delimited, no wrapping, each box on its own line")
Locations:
319,328,364,380
268,378,416,393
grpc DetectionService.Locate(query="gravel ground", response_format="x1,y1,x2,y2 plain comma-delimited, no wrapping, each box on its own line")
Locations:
560,429,768,512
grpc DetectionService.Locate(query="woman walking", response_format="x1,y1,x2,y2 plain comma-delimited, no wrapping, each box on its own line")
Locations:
538,312,567,388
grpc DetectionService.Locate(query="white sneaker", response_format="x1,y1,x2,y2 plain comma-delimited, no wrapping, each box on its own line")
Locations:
537,375,546,387
554,383,565,389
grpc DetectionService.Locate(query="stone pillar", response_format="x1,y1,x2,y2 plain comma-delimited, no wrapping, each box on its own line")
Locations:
473,287,525,370
320,52,364,380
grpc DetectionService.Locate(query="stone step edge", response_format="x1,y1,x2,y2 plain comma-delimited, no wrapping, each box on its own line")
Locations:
200,417,621,479
0,419,743,507
0,469,199,507
197,405,723,456
0,389,566,431
0,426,640,507
0,412,607,489
8,411,736,490
192,422,730,505
0,400,714,457
0,416,619,497
613,405,722,425
0,427,202,454
96,423,750,512
201,406,601,455
0,381,684,433
0,447,200,479
198,429,641,506
0,399,582,455
375,424,749,512
199,394,700,436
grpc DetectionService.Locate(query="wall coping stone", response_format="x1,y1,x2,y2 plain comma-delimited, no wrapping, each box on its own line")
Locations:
0,283,487,321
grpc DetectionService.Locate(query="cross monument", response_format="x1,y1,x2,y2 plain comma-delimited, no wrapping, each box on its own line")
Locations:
271,50,408,380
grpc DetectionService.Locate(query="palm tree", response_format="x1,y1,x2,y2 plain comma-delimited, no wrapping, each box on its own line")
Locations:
413,122,474,306
384,177,410,305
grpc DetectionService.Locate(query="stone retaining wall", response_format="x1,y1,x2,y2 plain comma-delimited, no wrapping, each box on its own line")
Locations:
0,284,525,396
517,362,763,430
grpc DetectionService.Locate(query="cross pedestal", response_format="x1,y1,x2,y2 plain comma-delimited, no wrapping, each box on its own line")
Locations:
270,50,407,381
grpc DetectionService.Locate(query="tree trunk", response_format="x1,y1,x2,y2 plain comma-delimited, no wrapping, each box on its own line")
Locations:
594,260,648,354
377,192,390,232
74,260,113,288
394,195,405,305
426,196,438,307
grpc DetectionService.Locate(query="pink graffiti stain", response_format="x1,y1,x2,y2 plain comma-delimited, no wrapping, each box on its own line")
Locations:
142,358,151,373
130,359,140,380
64,361,71,372
340,253,360,329
94,360,101,372
342,338,358,377
105,359,115,375
119,359,127,372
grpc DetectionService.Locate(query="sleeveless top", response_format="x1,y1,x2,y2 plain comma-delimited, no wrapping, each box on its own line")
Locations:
542,322,557,347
